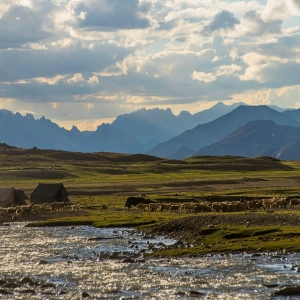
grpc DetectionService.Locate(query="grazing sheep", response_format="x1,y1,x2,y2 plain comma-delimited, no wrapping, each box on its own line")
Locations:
0,207,9,217
274,198,289,209
181,203,196,213
32,203,48,214
212,202,223,213
169,204,181,213
136,203,149,212
19,204,33,215
160,203,172,212
6,207,17,215
100,204,108,211
149,202,160,212
71,202,81,211
262,199,275,209
50,202,66,211
194,203,211,213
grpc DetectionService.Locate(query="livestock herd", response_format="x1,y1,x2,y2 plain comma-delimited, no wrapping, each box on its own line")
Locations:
124,196,300,213
1,195,300,221
0,201,112,221
0,202,83,221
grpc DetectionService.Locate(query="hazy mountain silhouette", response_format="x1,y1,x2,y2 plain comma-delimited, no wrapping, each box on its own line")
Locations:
147,105,300,158
111,102,246,144
0,110,144,153
193,120,300,158
283,108,300,123
0,104,298,158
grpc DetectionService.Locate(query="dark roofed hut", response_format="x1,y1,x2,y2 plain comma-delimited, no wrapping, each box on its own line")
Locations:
0,187,26,208
16,190,29,201
30,183,70,204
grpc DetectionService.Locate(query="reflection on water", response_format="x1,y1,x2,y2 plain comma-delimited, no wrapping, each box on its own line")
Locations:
1,223,300,299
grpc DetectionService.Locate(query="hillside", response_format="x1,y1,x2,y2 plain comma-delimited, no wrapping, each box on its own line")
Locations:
193,120,300,158
147,105,300,159
275,139,300,160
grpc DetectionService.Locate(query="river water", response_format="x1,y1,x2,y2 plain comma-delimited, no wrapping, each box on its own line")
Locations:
1,223,300,299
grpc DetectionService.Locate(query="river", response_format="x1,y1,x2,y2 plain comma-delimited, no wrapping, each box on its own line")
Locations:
1,223,300,299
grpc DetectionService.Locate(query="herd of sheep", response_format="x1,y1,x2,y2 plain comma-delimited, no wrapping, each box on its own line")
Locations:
0,202,82,220
128,197,300,213
0,202,112,221
1,196,300,221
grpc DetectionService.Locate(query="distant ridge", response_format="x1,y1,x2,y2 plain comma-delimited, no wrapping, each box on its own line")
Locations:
0,104,298,159
112,102,246,144
193,120,300,158
147,105,300,159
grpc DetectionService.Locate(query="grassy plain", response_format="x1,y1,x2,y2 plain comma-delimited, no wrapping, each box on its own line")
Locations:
2,145,300,255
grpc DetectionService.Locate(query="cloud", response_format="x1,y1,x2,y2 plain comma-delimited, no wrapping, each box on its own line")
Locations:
0,5,52,48
0,43,131,82
201,10,240,36
243,10,282,36
67,73,99,85
70,0,151,31
87,75,99,85
1,0,300,128
191,72,216,83
67,73,85,84
290,0,300,11
191,64,242,83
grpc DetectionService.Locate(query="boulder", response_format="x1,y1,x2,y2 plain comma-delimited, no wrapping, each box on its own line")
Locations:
274,286,300,296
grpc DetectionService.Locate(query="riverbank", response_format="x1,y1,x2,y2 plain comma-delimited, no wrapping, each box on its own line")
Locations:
142,212,300,257
5,209,300,257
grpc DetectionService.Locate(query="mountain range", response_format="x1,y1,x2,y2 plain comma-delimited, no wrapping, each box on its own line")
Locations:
1,103,300,160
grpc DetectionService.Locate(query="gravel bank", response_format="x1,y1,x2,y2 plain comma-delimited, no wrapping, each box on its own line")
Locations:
145,213,300,238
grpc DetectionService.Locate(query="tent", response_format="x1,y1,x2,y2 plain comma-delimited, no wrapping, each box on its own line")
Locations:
0,188,27,208
16,190,29,201
30,183,70,204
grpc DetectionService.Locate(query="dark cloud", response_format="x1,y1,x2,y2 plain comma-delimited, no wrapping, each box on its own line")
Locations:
201,10,240,36
73,0,151,31
244,10,282,36
0,44,130,82
291,0,300,9
261,62,300,88
258,34,300,59
0,6,52,49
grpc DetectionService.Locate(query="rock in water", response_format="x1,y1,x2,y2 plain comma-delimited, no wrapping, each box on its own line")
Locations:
274,286,300,296
82,291,91,298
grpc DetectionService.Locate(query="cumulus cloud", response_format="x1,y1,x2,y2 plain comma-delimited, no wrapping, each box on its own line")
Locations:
201,10,240,35
191,72,216,83
87,76,99,85
67,73,85,84
66,73,99,86
191,64,242,83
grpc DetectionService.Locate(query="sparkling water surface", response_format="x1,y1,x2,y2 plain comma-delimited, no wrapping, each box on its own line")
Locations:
1,223,300,299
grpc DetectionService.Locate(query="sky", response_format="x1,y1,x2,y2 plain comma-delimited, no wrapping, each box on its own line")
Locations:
0,0,300,130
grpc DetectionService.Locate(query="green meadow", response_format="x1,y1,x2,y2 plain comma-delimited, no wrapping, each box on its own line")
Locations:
2,146,300,255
